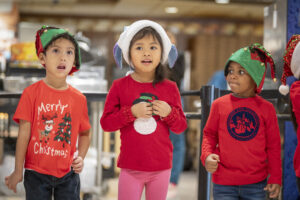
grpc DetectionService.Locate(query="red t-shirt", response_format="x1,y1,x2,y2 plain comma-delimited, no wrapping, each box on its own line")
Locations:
13,80,91,178
290,81,300,177
100,75,187,171
201,94,282,185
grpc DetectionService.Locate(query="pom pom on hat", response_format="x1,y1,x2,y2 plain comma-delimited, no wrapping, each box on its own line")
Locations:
279,34,300,95
279,84,289,96
113,20,178,69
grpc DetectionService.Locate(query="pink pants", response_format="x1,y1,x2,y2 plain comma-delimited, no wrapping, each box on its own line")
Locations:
118,168,171,200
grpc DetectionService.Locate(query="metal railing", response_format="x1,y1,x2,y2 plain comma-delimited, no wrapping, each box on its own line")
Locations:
0,87,290,199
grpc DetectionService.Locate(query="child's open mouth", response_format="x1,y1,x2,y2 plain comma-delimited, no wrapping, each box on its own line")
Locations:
142,60,152,64
57,65,66,70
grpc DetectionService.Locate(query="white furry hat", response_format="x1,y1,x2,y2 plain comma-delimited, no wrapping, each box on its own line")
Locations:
113,19,178,69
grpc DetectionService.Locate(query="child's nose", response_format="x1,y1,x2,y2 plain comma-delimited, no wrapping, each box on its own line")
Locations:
229,73,237,79
60,53,67,61
143,50,150,56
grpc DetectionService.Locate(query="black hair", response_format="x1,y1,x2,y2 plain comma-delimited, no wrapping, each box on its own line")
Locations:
43,32,79,67
224,61,232,77
128,26,167,86
167,53,185,89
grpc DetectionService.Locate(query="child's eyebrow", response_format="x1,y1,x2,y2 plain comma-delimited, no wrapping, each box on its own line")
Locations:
51,45,75,50
134,41,158,46
133,42,143,46
150,41,158,44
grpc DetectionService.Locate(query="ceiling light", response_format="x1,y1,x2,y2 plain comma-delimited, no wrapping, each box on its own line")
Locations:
165,7,178,14
215,0,230,4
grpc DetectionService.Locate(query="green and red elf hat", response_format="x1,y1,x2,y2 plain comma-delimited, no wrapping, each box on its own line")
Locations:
35,25,81,75
278,35,300,95
224,43,276,94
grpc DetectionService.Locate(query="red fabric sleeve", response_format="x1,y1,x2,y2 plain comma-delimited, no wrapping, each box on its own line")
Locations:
290,82,300,177
13,89,32,124
200,101,219,166
265,104,282,185
161,83,187,134
291,82,300,117
79,96,92,133
100,82,136,132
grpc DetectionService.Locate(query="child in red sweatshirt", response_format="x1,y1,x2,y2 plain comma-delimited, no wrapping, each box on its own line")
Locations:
279,35,300,192
201,43,282,200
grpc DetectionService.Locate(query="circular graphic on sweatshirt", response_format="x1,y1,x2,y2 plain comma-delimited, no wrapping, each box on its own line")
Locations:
134,117,157,135
227,107,259,141
132,93,158,135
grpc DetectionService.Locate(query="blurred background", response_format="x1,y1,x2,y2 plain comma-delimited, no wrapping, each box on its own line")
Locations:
0,0,297,199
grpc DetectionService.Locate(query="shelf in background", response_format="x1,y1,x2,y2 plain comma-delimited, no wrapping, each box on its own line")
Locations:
5,66,46,77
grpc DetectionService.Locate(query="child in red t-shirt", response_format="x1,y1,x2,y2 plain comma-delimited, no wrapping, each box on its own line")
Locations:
201,44,282,199
5,26,91,200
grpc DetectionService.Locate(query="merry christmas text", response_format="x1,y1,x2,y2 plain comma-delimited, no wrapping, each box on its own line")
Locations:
38,100,69,116
34,142,68,158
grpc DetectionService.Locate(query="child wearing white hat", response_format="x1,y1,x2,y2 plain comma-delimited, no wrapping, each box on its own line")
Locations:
100,20,187,200
279,35,300,191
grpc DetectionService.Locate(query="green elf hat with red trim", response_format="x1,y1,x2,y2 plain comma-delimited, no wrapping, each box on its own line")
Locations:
278,35,300,95
35,25,81,75
224,43,276,94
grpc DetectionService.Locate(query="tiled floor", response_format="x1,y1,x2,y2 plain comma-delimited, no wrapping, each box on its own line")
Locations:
0,170,198,200
166,171,198,200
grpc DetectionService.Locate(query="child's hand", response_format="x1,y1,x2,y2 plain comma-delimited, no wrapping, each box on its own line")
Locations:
72,156,84,173
205,154,220,173
264,184,280,199
5,171,23,193
131,102,152,118
152,100,171,117
131,102,153,118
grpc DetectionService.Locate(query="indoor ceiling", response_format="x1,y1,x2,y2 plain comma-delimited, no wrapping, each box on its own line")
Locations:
15,0,274,22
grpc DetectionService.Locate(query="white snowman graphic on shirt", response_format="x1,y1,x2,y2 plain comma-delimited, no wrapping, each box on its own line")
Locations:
133,93,158,135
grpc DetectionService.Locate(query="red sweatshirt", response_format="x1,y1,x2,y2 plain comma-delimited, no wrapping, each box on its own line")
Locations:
290,81,300,177
100,75,187,171
201,94,282,185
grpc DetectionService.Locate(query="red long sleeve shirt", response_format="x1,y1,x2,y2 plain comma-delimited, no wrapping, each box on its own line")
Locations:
290,81,300,177
100,75,187,171
201,94,282,185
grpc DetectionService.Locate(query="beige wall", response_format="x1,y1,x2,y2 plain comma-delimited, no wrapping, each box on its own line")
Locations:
190,34,263,90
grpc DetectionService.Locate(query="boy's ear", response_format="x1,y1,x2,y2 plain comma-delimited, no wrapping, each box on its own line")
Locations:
38,53,46,65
